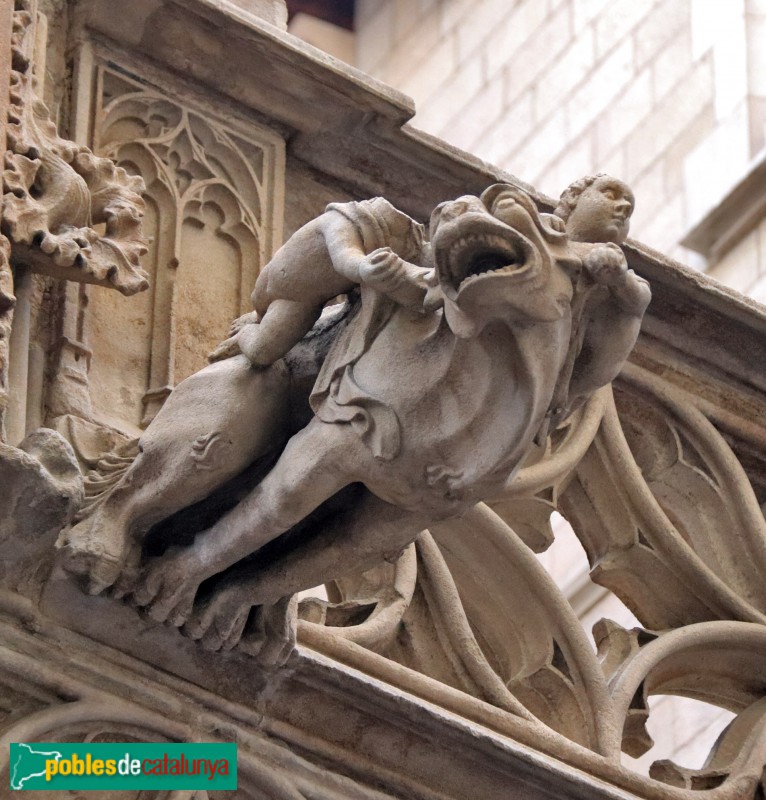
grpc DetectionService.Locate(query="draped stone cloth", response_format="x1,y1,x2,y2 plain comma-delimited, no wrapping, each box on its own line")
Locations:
310,199,426,461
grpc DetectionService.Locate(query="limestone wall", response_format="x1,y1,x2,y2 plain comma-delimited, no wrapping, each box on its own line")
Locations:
354,0,766,292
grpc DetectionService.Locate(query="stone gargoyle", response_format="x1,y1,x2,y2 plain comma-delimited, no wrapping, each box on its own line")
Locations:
57,182,650,654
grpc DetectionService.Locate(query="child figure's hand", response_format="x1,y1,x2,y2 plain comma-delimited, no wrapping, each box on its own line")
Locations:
208,312,262,362
208,323,264,365
228,310,260,337
583,243,628,287
358,248,407,289
584,243,650,315
208,335,241,362
358,248,428,310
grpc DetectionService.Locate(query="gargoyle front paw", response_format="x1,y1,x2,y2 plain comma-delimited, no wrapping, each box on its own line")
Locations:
132,550,203,625
183,588,253,652
109,541,143,600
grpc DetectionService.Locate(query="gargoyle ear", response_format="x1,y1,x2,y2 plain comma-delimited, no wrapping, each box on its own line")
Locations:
539,212,570,244
480,183,516,213
481,184,540,220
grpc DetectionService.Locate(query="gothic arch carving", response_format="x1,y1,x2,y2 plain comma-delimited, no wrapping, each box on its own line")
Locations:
86,65,284,427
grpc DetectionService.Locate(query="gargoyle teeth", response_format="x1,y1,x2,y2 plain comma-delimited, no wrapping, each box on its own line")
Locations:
458,264,521,288
446,231,526,290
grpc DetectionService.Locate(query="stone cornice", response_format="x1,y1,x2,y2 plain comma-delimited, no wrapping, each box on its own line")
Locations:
0,583,691,800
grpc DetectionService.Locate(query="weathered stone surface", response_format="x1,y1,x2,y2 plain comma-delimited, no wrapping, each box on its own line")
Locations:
0,429,82,587
225,0,287,29
5,583,694,799
58,184,648,655
2,0,766,797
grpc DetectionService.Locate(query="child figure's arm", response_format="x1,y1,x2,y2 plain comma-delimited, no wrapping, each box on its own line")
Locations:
320,211,429,311
566,244,650,407
583,243,651,314
357,248,429,310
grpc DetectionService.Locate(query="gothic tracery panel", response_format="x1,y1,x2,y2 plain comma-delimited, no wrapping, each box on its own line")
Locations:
85,66,284,430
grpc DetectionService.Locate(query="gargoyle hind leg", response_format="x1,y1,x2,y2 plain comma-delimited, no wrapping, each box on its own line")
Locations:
184,492,429,652
131,418,374,625
58,356,291,595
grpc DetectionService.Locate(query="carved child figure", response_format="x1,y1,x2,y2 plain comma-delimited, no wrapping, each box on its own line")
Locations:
555,173,637,308
210,198,429,365
555,172,634,246
545,174,648,429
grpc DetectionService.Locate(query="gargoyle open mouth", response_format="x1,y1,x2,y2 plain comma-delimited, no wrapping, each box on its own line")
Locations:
446,231,532,292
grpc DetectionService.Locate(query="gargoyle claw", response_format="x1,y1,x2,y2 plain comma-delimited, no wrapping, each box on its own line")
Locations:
183,589,253,652
133,549,205,625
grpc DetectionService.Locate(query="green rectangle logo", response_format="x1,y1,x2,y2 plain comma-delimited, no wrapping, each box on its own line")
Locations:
9,742,237,790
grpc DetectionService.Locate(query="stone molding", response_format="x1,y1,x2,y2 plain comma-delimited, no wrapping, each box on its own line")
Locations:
0,587,700,800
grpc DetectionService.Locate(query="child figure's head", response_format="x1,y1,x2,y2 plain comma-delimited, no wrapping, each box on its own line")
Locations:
555,174,635,244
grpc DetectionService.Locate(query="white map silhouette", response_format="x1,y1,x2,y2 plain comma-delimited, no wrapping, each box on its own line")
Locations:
10,743,63,789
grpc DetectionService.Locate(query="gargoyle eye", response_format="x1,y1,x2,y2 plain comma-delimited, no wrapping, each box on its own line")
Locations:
494,198,515,212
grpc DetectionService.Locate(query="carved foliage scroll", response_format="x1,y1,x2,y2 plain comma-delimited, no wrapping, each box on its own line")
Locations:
556,368,766,793
0,1,149,442
561,365,766,630
87,66,284,428
2,2,148,294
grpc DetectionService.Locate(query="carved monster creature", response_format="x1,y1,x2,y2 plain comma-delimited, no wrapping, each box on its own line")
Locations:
58,184,650,652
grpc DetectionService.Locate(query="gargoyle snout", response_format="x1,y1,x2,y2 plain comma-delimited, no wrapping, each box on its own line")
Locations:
430,196,487,238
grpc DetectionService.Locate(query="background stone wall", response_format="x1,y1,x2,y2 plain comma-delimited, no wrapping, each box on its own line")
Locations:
349,0,766,301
